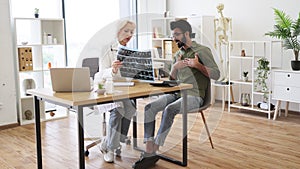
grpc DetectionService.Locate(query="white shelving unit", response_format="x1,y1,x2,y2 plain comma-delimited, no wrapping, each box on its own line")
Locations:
14,18,68,125
228,40,282,119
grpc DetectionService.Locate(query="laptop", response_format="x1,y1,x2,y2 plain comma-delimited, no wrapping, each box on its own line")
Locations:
50,67,92,92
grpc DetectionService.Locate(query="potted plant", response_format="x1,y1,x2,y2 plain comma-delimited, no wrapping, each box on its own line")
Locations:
34,8,39,18
242,71,248,81
254,58,270,93
265,8,300,70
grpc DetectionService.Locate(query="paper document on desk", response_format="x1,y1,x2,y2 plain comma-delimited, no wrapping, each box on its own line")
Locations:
113,81,135,87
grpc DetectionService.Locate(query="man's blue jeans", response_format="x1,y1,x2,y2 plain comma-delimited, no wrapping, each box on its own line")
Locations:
143,93,203,146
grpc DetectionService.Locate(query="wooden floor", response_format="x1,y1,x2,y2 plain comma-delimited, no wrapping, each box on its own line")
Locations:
1,100,300,169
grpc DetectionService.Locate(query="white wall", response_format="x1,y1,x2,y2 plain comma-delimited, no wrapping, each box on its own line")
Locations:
167,0,300,69
0,0,18,126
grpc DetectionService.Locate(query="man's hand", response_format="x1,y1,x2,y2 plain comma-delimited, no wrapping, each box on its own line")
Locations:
186,53,210,77
186,53,201,68
173,55,188,70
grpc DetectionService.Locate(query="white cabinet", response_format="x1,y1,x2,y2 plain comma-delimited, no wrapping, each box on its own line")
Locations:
14,18,67,125
273,70,300,102
228,40,282,119
272,70,300,120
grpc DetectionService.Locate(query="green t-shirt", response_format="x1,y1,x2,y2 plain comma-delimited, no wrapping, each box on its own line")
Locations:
173,41,219,98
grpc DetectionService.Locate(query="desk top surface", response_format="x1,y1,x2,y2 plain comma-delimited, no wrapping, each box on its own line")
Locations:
27,82,193,106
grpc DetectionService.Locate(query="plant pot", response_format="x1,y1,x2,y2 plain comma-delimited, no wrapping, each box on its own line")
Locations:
34,14,39,18
242,76,248,82
291,60,300,71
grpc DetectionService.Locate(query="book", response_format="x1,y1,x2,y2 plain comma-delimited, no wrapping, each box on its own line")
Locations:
164,40,172,60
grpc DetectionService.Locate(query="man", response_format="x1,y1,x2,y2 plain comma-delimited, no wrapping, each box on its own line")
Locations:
133,19,220,169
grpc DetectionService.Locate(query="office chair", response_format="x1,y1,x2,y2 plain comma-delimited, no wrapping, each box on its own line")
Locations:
82,57,99,79
164,79,214,166
188,79,214,149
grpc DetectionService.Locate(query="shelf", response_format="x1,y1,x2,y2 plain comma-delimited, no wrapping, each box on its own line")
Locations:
152,37,172,40
20,95,33,99
253,91,271,95
229,55,254,59
230,103,275,114
230,80,253,85
19,69,44,73
228,40,281,119
14,17,67,125
13,17,63,21
153,58,173,62
17,44,64,47
19,119,36,125
229,40,282,43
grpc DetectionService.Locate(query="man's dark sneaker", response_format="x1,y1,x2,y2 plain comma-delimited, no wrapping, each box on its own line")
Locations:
132,152,160,169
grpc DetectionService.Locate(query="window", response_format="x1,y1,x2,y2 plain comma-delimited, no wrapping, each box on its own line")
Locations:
64,0,120,66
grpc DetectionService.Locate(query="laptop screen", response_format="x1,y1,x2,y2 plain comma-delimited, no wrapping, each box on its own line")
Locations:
117,47,155,82
50,67,92,92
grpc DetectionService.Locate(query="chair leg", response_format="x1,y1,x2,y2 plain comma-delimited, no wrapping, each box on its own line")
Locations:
85,112,107,156
200,111,214,149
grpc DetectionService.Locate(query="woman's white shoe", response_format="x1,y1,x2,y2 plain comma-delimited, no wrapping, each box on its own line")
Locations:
103,150,114,163
100,138,114,163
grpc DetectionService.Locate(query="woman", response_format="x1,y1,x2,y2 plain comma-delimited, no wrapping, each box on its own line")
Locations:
94,19,136,163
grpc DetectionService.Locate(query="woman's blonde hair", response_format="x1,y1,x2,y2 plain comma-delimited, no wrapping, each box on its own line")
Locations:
116,19,136,33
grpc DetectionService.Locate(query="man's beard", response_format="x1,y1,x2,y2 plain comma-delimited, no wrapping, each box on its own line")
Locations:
176,36,186,48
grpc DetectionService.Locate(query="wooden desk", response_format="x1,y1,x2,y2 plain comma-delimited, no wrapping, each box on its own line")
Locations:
28,82,192,169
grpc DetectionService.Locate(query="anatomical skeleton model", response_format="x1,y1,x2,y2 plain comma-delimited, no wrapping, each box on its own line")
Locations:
214,3,232,83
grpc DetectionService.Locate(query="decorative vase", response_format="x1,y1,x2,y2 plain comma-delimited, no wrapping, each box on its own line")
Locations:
240,93,251,106
22,78,36,96
24,110,33,120
291,60,300,71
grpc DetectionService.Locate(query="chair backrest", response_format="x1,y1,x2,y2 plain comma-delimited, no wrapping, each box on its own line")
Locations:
189,79,211,112
199,79,211,111
82,58,99,79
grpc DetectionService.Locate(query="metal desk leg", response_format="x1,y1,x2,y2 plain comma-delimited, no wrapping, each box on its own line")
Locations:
132,92,188,166
132,99,137,147
76,106,85,169
157,90,188,166
133,115,137,147
34,96,42,169
182,90,188,166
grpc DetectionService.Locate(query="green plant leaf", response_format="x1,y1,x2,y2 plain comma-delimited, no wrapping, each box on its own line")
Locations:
273,8,292,29
292,12,300,36
265,8,300,61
